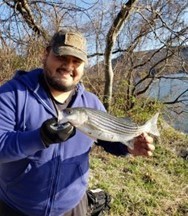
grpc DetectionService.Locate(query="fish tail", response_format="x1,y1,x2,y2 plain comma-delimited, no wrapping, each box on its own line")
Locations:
145,112,160,137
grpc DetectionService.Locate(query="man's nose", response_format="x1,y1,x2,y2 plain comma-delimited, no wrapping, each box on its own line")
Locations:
63,59,74,69
62,59,74,70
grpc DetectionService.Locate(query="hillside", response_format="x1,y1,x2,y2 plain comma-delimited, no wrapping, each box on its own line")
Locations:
89,117,188,216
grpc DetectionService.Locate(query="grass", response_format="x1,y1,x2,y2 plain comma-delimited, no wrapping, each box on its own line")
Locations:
89,121,188,216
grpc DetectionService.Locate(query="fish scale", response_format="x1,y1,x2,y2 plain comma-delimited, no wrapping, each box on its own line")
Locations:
85,109,140,133
59,107,160,149
87,109,138,129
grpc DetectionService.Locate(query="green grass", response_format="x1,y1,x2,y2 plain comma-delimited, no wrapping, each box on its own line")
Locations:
89,126,188,216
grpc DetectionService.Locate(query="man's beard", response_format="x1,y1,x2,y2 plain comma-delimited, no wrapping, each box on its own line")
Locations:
43,64,76,92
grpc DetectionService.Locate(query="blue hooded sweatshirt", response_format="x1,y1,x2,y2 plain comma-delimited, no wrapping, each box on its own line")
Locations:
0,69,128,216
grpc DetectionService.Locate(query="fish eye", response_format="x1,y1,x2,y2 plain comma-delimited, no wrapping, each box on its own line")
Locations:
64,109,73,114
66,109,72,114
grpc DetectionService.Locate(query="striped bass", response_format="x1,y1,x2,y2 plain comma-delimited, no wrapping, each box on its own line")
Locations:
59,107,160,149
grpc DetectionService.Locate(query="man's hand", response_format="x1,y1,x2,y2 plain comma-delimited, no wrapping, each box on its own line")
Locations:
40,118,76,147
128,132,155,157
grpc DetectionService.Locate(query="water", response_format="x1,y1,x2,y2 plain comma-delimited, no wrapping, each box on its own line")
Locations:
146,73,188,133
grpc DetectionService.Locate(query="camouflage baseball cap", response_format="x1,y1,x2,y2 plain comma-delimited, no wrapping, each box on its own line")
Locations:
48,28,88,63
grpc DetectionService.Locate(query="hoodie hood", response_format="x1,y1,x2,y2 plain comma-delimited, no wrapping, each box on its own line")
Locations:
13,68,85,98
12,68,87,119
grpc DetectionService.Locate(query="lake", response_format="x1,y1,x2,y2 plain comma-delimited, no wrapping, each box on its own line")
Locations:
146,73,188,133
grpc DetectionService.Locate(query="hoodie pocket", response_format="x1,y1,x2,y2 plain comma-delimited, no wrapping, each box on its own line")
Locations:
5,158,54,206
57,152,89,190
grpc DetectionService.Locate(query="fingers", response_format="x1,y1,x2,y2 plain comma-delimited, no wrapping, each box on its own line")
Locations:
137,132,153,144
142,148,154,157
141,133,155,153
147,143,155,151
144,132,153,144
130,132,155,157
131,147,154,157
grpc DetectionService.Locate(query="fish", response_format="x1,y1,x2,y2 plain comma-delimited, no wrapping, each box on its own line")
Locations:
59,107,160,149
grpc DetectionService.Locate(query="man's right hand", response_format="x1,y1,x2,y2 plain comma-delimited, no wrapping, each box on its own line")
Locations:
40,117,75,147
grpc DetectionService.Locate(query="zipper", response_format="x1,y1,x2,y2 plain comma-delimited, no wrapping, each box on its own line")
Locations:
32,82,61,215
48,144,63,215
44,145,60,216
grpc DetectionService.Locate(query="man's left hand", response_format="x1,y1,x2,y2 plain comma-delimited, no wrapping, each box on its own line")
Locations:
128,132,155,157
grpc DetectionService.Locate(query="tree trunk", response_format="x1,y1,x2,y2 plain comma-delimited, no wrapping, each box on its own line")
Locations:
103,0,138,111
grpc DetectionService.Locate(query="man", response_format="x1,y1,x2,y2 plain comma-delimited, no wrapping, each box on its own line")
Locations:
0,28,155,216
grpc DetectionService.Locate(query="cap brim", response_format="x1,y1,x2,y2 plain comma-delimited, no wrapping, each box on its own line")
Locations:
52,46,88,64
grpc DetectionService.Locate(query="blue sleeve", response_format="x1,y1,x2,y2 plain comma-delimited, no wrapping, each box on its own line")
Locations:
95,140,129,156
0,81,45,163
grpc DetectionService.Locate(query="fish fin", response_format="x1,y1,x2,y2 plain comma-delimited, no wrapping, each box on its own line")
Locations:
145,112,160,137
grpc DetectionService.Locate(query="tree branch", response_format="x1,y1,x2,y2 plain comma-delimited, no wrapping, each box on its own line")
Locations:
164,89,188,105
4,0,47,38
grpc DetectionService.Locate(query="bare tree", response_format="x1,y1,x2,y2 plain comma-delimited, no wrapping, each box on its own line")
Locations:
0,0,97,48
108,0,188,111
0,0,99,83
103,0,138,111
3,0,46,38
0,0,187,116
83,0,188,112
